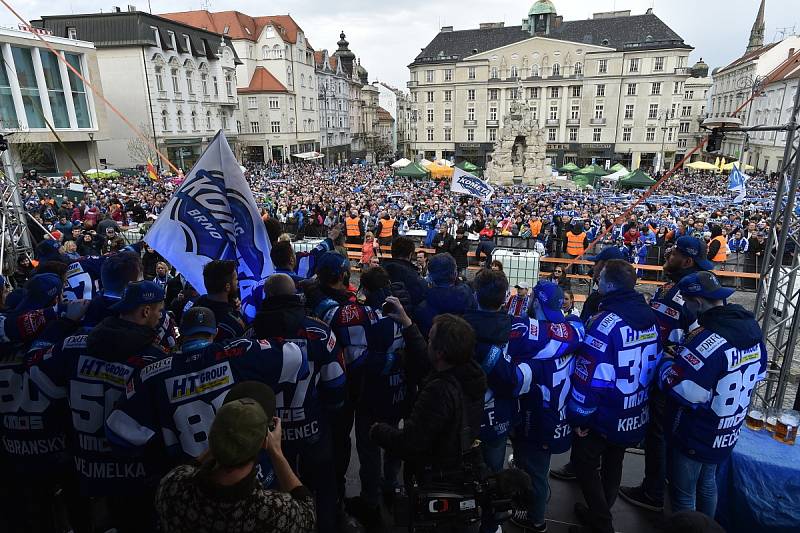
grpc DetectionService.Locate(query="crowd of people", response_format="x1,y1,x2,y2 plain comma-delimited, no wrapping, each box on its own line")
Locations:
0,157,770,533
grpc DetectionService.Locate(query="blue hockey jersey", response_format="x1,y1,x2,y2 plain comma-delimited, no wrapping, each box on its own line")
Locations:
569,310,662,446
651,278,698,347
507,317,584,454
106,337,311,486
659,305,767,464
64,256,104,301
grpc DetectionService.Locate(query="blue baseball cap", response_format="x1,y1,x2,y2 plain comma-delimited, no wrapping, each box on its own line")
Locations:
109,280,165,313
677,271,734,300
586,246,626,262
15,273,63,312
180,306,218,337
674,236,714,271
316,252,350,278
533,280,566,323
427,253,457,286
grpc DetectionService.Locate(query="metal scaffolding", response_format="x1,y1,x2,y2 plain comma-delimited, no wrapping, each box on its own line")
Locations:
753,81,800,410
0,145,34,276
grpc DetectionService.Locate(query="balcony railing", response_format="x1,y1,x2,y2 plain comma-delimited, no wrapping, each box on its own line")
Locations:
486,119,499,127
463,119,477,126
567,118,580,126
545,119,560,126
407,80,418,88
590,117,606,125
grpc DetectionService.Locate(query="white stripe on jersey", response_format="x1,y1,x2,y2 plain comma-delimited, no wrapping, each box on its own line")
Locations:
539,383,551,403
518,363,533,395
673,379,712,405
594,362,616,383
320,362,344,383
345,325,368,364
106,409,156,447
279,342,304,383
29,366,66,399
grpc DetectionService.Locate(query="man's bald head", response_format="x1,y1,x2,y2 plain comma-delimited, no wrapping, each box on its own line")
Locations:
265,273,296,298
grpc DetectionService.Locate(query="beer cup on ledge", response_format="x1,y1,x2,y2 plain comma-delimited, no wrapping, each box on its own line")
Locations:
773,410,799,445
765,407,779,434
745,408,765,431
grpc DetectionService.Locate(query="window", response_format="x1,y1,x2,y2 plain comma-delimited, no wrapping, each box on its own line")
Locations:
679,121,690,133
426,109,434,122
427,128,434,141
488,128,497,141
685,90,695,100
250,121,260,133
551,63,560,77
570,103,580,119
444,69,453,81
171,68,180,94
191,111,197,130
67,27,77,40
651,82,662,95
467,128,475,141
271,121,281,133
444,128,452,141
440,90,450,102
213,76,219,96
468,67,476,80
221,112,228,130
673,81,683,94
596,84,605,97
161,110,168,130
64,53,90,127
549,105,558,120
176,110,183,130
489,106,498,121
247,96,257,108
510,65,518,78
155,66,165,92
667,127,675,142
206,111,212,130
622,127,632,142
426,70,434,82
627,83,637,96
40,52,69,128
575,62,583,76
532,64,540,77
444,108,452,122
225,72,233,96
269,97,279,109
569,127,578,141
593,128,601,142
201,73,208,95
681,105,692,117
629,58,640,72
594,104,604,119
566,86,578,98
426,91,434,103
648,103,659,119
467,106,475,121
491,67,498,79
509,88,520,100
654,57,664,71
489,88,499,100
468,89,476,100
678,139,688,149
598,59,608,74
646,127,656,141
550,87,559,99
548,128,557,141
624,104,634,120
529,87,540,98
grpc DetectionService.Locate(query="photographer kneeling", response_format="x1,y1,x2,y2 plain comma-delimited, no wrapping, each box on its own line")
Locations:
370,312,499,531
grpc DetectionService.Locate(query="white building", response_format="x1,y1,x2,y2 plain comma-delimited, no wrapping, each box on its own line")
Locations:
36,10,240,171
161,10,320,163
676,60,712,163
315,46,353,164
0,25,107,175
407,1,695,172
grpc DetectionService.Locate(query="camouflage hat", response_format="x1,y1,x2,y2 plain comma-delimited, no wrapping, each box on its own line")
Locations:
208,398,268,467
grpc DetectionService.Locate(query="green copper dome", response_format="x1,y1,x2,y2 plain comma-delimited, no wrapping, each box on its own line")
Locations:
529,0,557,16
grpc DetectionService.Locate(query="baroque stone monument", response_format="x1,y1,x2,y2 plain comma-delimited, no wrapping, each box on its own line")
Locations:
485,94,552,185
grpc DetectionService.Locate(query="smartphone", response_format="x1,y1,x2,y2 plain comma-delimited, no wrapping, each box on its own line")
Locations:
381,300,394,315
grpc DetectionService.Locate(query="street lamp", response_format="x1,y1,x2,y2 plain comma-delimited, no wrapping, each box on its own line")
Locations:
658,109,675,173
88,132,98,172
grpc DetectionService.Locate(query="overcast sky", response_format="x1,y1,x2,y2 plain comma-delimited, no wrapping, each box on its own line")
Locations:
3,0,798,88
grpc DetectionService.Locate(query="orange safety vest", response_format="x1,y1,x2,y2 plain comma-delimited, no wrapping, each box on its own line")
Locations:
529,219,542,238
566,231,586,256
345,216,361,237
379,218,395,238
711,236,728,262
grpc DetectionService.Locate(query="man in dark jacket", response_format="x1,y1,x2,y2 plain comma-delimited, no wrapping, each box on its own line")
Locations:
382,237,428,308
191,259,246,342
370,313,487,482
432,225,454,255
414,253,476,337
450,227,470,276
475,230,496,268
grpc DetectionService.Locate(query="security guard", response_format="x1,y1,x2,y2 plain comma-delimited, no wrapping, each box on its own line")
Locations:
345,210,363,244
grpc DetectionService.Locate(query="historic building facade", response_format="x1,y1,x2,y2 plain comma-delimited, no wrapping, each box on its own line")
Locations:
35,10,239,171
407,1,695,175
0,25,108,175
675,60,712,164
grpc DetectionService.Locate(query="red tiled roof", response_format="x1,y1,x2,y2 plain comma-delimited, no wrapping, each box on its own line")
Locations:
771,50,800,81
376,107,394,121
159,10,305,44
239,67,288,93
717,42,780,74
314,50,339,71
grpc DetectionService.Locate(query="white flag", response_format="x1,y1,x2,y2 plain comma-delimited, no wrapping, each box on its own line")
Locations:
451,167,495,200
145,131,273,321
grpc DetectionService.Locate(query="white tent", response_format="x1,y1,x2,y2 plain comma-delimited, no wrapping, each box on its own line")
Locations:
391,158,412,168
435,159,454,167
602,167,629,182
419,158,433,167
292,151,324,160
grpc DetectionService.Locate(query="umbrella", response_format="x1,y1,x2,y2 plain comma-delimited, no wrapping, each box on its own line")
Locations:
558,162,580,173
722,161,754,171
714,156,721,169
720,157,727,169
617,169,657,189
391,158,412,168
686,161,721,171
456,160,479,172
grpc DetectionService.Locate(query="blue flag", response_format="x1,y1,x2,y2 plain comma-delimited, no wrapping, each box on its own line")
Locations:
728,164,747,204
145,131,273,321
450,167,494,200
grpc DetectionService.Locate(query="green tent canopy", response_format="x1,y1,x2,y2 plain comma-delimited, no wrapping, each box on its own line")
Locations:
394,162,430,178
610,163,627,172
571,175,592,188
558,162,580,173
456,160,479,172
576,163,609,177
617,169,657,189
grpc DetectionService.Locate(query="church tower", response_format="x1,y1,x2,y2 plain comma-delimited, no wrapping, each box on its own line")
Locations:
523,0,557,36
746,0,766,53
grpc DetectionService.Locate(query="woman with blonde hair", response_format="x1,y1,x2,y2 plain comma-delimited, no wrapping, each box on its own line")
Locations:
360,231,380,270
